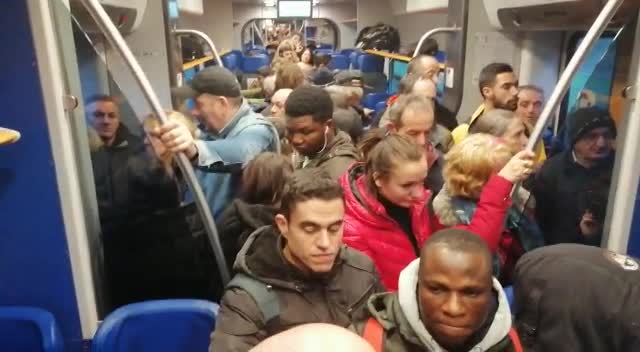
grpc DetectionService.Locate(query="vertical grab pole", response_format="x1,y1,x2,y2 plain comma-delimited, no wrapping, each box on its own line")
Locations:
512,0,625,196
173,29,224,67
79,0,231,284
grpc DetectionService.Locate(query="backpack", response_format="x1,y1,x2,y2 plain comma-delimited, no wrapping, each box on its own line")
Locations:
227,273,281,323
361,318,524,352
355,24,401,52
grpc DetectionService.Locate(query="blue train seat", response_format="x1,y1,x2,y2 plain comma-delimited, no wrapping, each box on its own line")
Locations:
317,43,333,50
0,306,64,352
315,48,334,56
358,54,385,73
329,54,350,70
91,299,219,352
504,286,515,310
362,92,391,111
350,51,363,69
242,54,270,74
340,48,356,57
221,52,241,71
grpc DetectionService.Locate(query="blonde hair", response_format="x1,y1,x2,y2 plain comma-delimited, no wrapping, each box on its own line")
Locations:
364,134,425,194
272,40,300,71
444,133,512,200
275,63,305,91
143,110,197,175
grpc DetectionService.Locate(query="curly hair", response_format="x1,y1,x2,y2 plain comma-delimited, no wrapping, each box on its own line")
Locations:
444,133,512,200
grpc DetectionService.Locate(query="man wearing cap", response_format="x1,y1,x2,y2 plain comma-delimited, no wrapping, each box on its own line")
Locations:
153,67,279,218
532,107,616,246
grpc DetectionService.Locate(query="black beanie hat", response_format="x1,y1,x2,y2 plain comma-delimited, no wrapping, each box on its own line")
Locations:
569,107,616,147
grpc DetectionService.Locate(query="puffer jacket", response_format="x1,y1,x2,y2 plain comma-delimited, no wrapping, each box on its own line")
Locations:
341,164,513,290
210,225,385,352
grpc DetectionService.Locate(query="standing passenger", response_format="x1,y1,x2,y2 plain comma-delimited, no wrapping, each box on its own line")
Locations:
218,152,293,269
210,169,383,352
532,107,616,246
451,63,519,146
153,67,278,219
516,85,547,165
340,134,533,290
285,86,359,179
353,229,522,352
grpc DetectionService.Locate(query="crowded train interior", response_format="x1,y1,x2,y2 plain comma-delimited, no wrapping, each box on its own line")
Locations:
2,0,640,350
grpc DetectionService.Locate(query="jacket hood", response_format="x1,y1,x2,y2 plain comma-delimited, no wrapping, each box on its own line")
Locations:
396,259,512,351
234,225,345,291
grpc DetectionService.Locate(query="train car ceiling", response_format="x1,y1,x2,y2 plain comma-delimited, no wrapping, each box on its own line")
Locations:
484,0,640,31
69,0,148,34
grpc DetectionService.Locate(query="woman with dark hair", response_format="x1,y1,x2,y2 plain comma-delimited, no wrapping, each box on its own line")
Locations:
340,134,534,290
218,152,294,268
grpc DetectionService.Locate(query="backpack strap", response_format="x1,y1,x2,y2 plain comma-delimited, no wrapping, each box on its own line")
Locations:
508,327,523,352
362,318,384,352
227,274,280,323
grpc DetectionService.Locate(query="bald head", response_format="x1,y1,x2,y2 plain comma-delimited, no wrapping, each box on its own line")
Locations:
270,88,293,117
419,229,493,277
408,55,440,76
250,324,375,352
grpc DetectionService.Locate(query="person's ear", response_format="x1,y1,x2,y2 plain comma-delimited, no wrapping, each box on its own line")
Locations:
326,119,334,130
482,86,493,99
387,122,399,133
373,171,384,189
275,214,289,238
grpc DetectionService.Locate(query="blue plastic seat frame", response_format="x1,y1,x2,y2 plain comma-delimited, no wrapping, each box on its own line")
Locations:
0,306,64,352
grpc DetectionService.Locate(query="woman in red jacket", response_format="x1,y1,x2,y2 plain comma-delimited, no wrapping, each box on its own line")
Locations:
340,134,534,290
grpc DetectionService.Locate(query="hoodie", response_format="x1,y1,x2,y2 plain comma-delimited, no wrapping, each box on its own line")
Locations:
355,259,517,352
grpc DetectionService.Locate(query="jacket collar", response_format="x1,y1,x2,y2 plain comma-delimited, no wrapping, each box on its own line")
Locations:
295,130,358,168
234,225,345,291
397,259,513,351
201,99,251,139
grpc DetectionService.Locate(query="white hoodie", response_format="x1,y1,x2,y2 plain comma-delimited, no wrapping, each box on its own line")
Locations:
397,259,512,352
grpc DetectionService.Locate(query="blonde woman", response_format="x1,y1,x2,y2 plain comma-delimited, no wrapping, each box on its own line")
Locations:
272,40,300,72
433,134,544,284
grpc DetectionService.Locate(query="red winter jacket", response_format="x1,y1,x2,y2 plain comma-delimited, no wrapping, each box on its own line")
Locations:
340,164,513,290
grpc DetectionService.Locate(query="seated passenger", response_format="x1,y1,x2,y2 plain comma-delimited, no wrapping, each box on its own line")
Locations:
210,169,384,352
433,134,544,284
154,67,279,219
451,63,519,147
250,323,375,352
218,152,293,269
532,107,616,246
514,244,640,351
341,134,533,290
285,86,359,179
353,229,521,352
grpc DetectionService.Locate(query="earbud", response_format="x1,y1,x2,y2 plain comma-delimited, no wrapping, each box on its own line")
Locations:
325,126,329,134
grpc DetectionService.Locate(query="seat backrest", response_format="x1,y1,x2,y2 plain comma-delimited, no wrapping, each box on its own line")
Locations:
242,54,270,74
340,48,356,57
315,48,334,56
0,306,64,352
358,54,385,73
328,54,349,70
221,53,240,71
362,92,391,111
91,299,219,352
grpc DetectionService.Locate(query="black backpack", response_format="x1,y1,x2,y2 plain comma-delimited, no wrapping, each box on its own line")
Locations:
355,23,401,53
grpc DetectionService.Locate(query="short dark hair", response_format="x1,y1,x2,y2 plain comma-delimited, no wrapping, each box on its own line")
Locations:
478,63,514,98
285,86,334,122
86,94,116,105
419,228,492,277
279,168,343,218
242,152,294,205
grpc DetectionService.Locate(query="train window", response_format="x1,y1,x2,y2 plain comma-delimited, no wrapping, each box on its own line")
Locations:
241,18,339,52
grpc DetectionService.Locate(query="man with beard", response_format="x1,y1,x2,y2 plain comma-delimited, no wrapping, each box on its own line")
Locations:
451,63,519,146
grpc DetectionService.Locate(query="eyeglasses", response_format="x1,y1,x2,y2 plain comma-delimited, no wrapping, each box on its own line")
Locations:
93,111,117,118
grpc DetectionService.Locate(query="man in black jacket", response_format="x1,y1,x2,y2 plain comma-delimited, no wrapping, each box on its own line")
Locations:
532,107,616,245
514,244,640,351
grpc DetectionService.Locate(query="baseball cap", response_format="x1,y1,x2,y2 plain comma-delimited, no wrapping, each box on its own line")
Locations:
172,66,242,100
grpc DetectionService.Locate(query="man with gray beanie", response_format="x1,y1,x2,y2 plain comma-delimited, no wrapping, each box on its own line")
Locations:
152,66,279,218
532,107,616,246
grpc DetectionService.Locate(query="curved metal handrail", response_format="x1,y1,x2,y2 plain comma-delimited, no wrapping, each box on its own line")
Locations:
413,27,460,58
79,0,230,284
173,29,224,67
